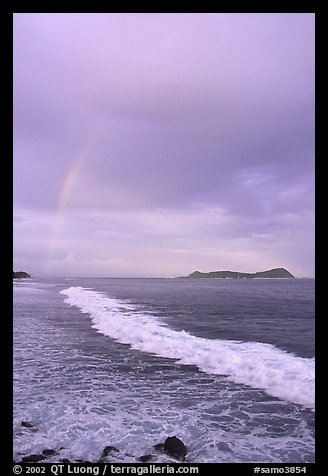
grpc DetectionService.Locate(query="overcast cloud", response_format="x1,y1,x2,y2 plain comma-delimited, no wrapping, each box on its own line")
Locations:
13,13,315,277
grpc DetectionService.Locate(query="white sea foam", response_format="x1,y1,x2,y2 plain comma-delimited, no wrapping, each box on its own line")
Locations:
60,287,315,409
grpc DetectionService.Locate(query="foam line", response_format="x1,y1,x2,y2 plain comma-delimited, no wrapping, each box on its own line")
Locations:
60,287,315,409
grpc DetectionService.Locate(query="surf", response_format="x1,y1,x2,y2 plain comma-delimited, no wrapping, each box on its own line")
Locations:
60,286,315,409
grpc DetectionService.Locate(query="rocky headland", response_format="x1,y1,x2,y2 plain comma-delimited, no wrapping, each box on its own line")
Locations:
181,267,294,279
13,271,31,279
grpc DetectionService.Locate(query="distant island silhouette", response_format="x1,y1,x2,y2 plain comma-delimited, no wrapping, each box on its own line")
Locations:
181,268,294,279
13,271,31,279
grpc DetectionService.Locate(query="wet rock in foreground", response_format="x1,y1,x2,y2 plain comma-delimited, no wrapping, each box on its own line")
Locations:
21,421,34,428
137,454,153,462
42,449,57,456
21,454,47,463
102,446,120,457
164,436,187,461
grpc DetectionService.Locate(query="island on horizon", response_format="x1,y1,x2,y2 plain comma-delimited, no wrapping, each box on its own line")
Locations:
13,271,31,279
179,267,294,279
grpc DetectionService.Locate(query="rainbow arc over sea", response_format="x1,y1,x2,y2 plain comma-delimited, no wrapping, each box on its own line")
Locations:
47,125,100,258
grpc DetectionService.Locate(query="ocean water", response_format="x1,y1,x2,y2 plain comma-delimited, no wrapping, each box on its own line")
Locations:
13,277,315,463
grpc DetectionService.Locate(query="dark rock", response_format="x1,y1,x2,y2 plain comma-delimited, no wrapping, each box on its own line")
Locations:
102,446,120,457
164,436,187,461
21,454,47,463
153,443,165,451
13,271,31,279
138,454,153,462
42,449,57,456
60,459,71,463
217,441,232,453
21,420,34,428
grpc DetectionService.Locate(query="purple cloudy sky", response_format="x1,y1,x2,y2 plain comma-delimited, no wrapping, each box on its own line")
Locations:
13,13,315,278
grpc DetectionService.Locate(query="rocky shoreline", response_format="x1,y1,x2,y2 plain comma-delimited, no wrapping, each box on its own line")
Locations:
14,421,187,464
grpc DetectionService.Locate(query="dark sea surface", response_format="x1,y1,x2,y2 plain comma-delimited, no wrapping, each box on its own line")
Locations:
13,277,315,463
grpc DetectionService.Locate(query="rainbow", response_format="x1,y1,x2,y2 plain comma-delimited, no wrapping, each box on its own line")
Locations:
47,124,100,258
